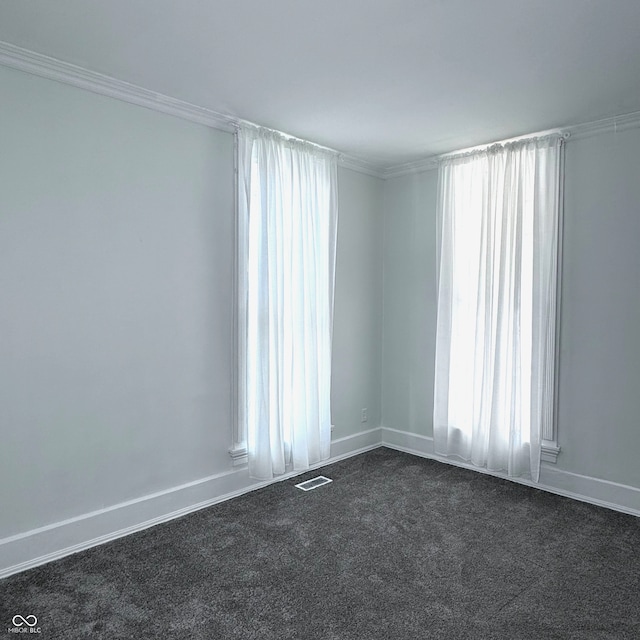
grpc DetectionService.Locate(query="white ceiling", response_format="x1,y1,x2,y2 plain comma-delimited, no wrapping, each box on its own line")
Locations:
1,0,640,169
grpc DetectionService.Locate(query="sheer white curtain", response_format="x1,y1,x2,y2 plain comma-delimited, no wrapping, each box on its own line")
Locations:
237,125,338,480
434,136,562,481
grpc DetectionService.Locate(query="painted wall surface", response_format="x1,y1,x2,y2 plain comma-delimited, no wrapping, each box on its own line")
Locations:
0,66,385,543
0,66,235,539
332,168,384,438
381,171,438,437
381,130,640,491
558,129,640,488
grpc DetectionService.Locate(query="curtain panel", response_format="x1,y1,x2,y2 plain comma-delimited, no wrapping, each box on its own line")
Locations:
237,126,338,480
433,136,562,481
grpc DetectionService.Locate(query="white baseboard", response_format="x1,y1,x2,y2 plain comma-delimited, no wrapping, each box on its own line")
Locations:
0,428,382,579
330,426,382,456
382,426,640,518
538,465,640,517
6,424,634,580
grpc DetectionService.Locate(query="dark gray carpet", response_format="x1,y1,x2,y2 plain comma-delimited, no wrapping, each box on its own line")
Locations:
2,447,639,639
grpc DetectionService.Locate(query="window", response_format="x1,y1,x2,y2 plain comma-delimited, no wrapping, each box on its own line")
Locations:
231,125,338,480
433,136,562,481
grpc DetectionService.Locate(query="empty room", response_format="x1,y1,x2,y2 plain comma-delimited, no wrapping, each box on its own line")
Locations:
1,1,639,638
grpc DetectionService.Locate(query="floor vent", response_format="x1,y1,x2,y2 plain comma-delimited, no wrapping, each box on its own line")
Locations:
295,476,332,491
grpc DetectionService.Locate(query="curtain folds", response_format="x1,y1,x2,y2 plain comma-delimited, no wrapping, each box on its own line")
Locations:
434,136,562,482
237,126,338,480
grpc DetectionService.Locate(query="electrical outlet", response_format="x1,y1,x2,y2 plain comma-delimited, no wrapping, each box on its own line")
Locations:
361,408,368,423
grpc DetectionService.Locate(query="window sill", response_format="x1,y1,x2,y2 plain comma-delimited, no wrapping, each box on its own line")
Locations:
228,425,335,468
229,445,248,467
541,442,561,464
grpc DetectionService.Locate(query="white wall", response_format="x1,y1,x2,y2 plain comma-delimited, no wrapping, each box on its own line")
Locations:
381,127,640,502
0,65,235,540
0,64,385,564
382,171,438,437
558,128,640,489
333,168,384,438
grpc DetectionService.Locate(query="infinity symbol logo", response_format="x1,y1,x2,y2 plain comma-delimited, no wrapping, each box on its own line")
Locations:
12,615,38,627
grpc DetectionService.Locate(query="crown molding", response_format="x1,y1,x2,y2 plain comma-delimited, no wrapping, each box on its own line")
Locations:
381,130,566,180
4,40,640,179
0,40,234,132
339,154,385,179
563,109,640,141
381,156,440,180
381,110,640,179
0,40,383,178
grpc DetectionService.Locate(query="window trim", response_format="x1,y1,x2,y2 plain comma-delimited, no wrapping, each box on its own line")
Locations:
434,136,564,465
540,138,566,463
229,128,248,467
